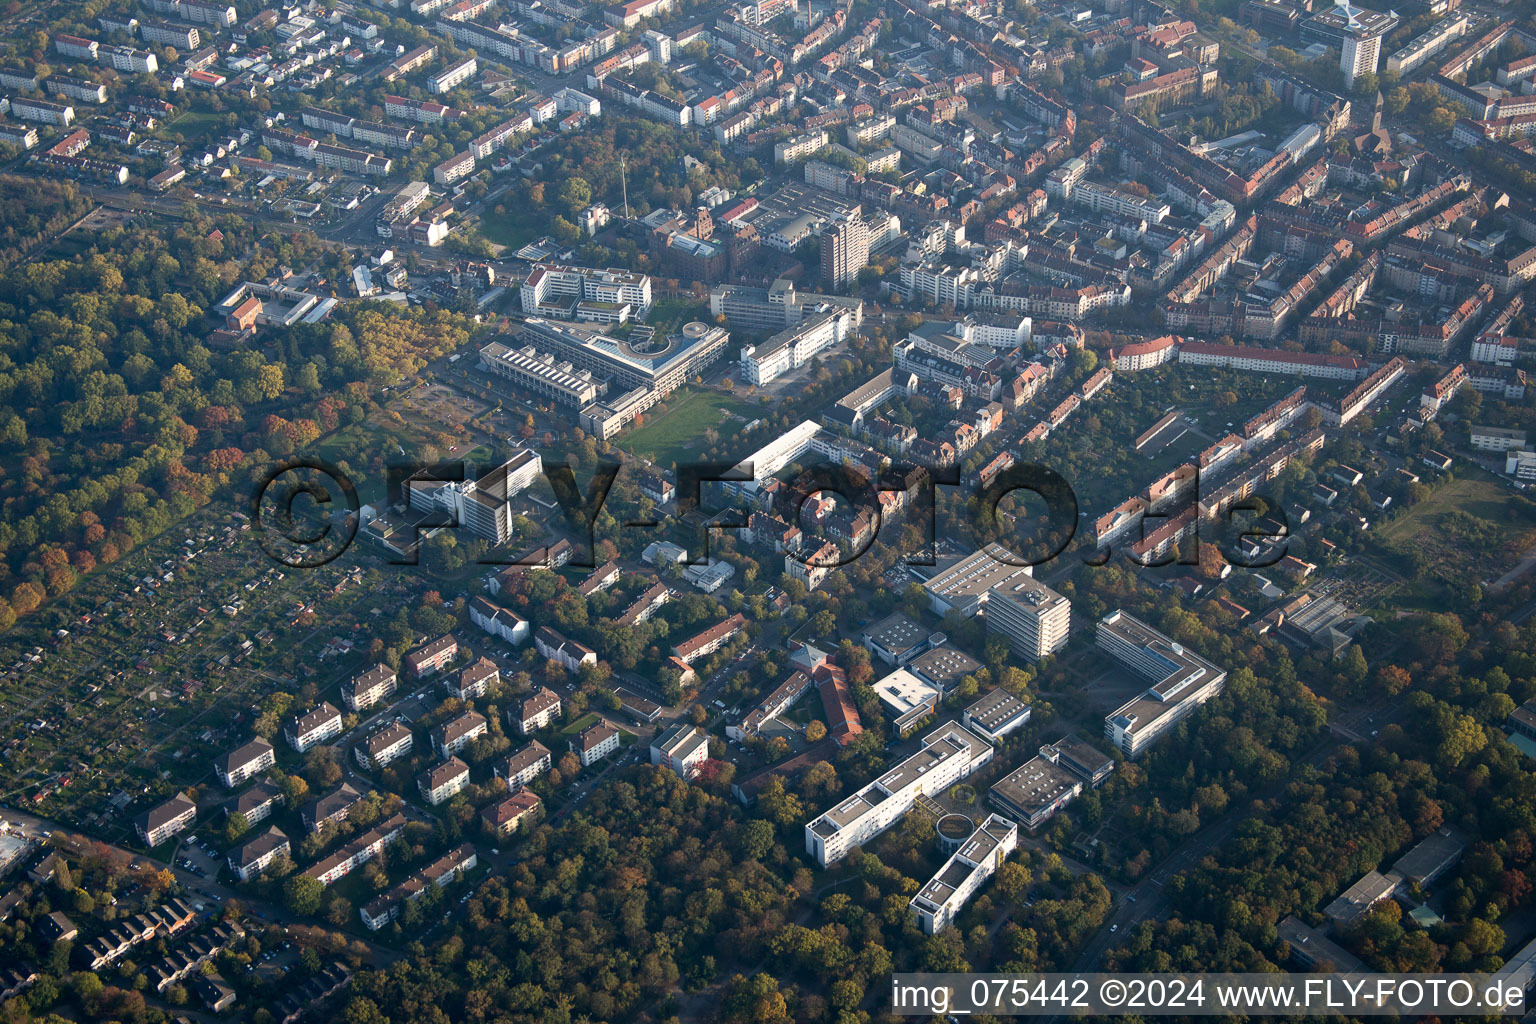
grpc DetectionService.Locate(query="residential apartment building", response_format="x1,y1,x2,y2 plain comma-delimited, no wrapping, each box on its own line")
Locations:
433,149,475,184
650,723,709,779
572,722,620,766
432,710,488,758
469,596,531,646
418,757,472,805
216,738,274,788
535,626,597,675
302,814,407,885
1099,610,1226,757
495,740,552,789
285,702,342,754
12,97,74,126
301,783,362,833
447,658,499,700
355,722,414,770
140,20,199,48
820,213,870,289
360,844,477,929
229,779,281,826
228,827,290,882
430,56,477,94
672,614,747,664
342,664,398,712
515,688,563,734
135,793,196,847
481,790,541,839
405,635,458,678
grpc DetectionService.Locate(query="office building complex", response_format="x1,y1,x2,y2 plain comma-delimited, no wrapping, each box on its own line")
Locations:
1098,611,1226,757
985,577,1071,662
805,722,993,866
405,450,544,545
989,755,1082,829
909,814,1018,933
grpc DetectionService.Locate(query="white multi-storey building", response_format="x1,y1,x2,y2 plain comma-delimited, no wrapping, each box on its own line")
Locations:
216,738,275,788
1070,181,1170,224
418,757,471,805
738,306,857,385
535,626,597,674
404,450,543,545
1099,610,1226,758
342,664,398,712
985,578,1070,662
135,793,196,847
432,711,488,758
12,96,74,126
805,722,993,866
228,827,290,882
909,814,1018,933
650,723,710,779
285,702,342,753
355,722,414,769
516,688,562,734
430,56,477,94
302,814,406,885
477,341,603,408
520,264,651,315
469,596,530,646
572,721,619,766
495,740,552,789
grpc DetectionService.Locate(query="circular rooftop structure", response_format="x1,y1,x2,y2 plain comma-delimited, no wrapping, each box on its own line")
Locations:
937,813,975,853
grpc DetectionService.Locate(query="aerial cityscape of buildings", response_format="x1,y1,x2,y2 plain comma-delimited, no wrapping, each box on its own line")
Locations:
0,0,1535,1015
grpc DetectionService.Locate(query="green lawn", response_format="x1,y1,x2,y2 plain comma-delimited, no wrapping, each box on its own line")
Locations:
614,389,765,467
479,205,543,251
559,712,600,737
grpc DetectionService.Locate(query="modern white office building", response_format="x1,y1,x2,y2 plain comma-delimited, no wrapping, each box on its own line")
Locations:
520,264,651,315
738,306,858,385
985,577,1071,662
805,722,993,867
989,755,1082,829
909,814,1018,933
1099,610,1227,758
917,545,1035,617
404,450,544,545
